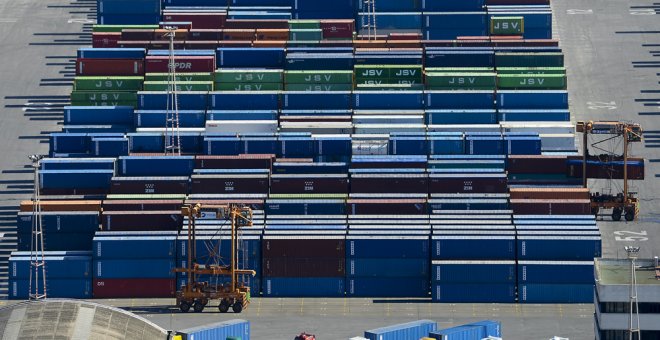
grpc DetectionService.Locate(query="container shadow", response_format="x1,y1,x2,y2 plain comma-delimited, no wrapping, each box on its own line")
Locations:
372,299,433,304
4,95,70,100
120,305,184,314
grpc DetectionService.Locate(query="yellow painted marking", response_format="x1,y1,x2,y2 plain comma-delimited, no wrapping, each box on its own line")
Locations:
300,298,304,315
257,298,261,316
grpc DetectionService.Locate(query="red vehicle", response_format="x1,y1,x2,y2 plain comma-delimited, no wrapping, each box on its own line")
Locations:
294,333,316,340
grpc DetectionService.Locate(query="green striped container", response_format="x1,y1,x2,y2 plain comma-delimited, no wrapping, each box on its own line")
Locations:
143,81,214,91
425,72,497,90
284,70,353,84
495,67,566,75
92,25,159,32
105,194,187,200
289,29,323,41
288,20,321,29
268,193,348,199
497,74,567,89
70,100,137,107
285,83,354,91
425,67,495,73
490,16,524,35
214,83,283,91
355,83,424,91
74,76,144,91
355,65,423,81
71,91,137,103
495,52,565,68
214,69,283,83
145,73,213,82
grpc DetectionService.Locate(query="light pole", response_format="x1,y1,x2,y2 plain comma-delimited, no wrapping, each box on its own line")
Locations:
624,246,641,340
28,154,47,300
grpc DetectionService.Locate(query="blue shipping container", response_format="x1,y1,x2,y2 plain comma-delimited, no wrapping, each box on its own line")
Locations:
177,319,250,340
364,320,437,340
263,277,345,297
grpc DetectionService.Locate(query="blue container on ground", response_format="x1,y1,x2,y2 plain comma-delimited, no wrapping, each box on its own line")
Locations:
135,110,206,128
432,236,515,260
91,138,129,157
17,232,94,251
10,255,92,279
137,91,209,110
176,319,250,340
505,136,542,155
518,261,595,284
423,0,485,11
429,325,487,340
466,136,505,155
17,212,99,234
425,50,494,68
204,137,243,155
497,90,568,109
207,110,278,121
40,158,115,171
427,109,497,124
346,237,430,258
49,133,89,155
364,320,437,340
519,283,594,303
467,320,502,338
432,260,516,283
263,277,345,297
347,277,429,297
39,170,113,190
517,236,602,260
285,53,355,70
77,48,146,59
347,258,429,277
389,137,427,155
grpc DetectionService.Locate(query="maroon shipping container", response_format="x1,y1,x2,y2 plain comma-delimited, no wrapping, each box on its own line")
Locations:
195,154,274,169
120,29,155,41
144,56,215,73
149,40,186,50
347,199,428,215
184,199,264,210
159,22,193,30
270,174,349,194
223,29,256,41
110,177,190,195
118,40,151,49
566,156,645,180
262,237,345,258
93,278,175,298
320,20,355,39
350,174,428,194
350,160,427,169
101,210,183,231
102,200,184,212
153,29,189,41
225,19,289,30
263,257,345,277
184,41,221,49
429,174,508,193
190,174,269,194
510,199,592,215
92,32,120,48
76,58,144,76
507,155,567,174
509,188,590,200
256,29,290,41
188,29,224,40
162,13,227,29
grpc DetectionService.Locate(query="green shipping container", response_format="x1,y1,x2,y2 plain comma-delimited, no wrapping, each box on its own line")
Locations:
426,67,495,73
495,52,565,67
215,83,283,91
288,20,321,29
495,67,566,75
145,73,213,82
70,100,137,107
214,69,283,83
355,83,425,91
497,74,567,89
425,72,497,90
74,76,144,91
143,81,214,91
289,29,323,41
355,65,423,81
92,24,159,32
355,79,423,87
490,16,524,35
285,84,354,91
284,70,353,84
71,91,137,102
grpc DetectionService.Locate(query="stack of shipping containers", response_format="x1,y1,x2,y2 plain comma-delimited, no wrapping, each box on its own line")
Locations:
9,0,623,305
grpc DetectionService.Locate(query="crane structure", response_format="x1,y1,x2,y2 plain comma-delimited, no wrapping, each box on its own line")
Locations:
173,203,255,313
576,121,643,221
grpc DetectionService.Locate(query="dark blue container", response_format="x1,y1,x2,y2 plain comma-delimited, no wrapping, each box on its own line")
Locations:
9,278,92,299
204,137,243,155
245,137,281,154
176,319,251,340
364,320,438,340
498,109,571,122
517,236,602,260
91,138,129,157
98,14,161,25
431,260,515,283
10,255,92,279
128,133,165,153
317,136,352,156
285,53,355,70
263,277,345,297
358,12,422,31
209,91,280,110
347,277,428,297
40,158,115,170
423,0,484,11
519,283,594,303
272,162,348,174
49,133,89,155
93,235,177,259
217,47,285,68
505,136,542,155
39,170,113,189
425,91,495,109
431,283,516,302
389,137,427,155
353,91,424,110
207,110,278,121
266,199,347,215
518,261,594,284
429,134,465,155
432,235,515,260
358,0,420,11
425,50,494,68
17,232,94,251
347,258,429,277
353,53,424,66
77,47,146,59
97,0,160,14
283,91,351,110
424,12,487,29
425,28,488,40
119,156,195,176
497,90,568,109
466,136,505,155
179,132,204,154
135,110,206,128
17,212,99,234
137,91,209,110
346,236,430,258
94,259,176,278
427,109,497,124
429,325,487,340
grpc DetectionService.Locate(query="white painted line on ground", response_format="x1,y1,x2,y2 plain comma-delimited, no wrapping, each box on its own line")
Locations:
0,19,17,23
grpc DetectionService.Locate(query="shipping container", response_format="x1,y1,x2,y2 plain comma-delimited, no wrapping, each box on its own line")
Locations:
263,277,345,297
176,320,251,340
92,278,175,298
431,283,516,303
518,283,594,303
364,320,437,340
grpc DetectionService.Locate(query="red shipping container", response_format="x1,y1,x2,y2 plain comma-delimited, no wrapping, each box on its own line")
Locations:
119,40,150,49
270,175,349,194
188,29,223,40
144,56,215,73
225,19,289,29
153,29,188,41
350,175,428,194
318,40,354,48
263,257,345,277
121,29,155,41
190,174,270,194
92,32,120,48
76,58,144,76
159,22,193,30
162,13,227,29
184,40,220,49
262,238,345,258
509,188,590,200
507,155,568,174
93,278,175,298
320,20,354,39
429,174,508,194
101,200,184,212
195,154,274,169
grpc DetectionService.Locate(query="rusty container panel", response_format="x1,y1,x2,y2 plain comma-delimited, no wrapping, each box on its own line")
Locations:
263,257,345,277
262,238,345,258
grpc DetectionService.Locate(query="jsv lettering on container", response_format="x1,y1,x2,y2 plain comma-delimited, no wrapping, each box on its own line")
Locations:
394,70,416,77
305,74,333,82
361,70,383,77
493,22,520,30
305,85,334,91
234,84,262,91
449,77,476,85
89,93,122,101
95,81,123,88
520,78,545,85
235,74,265,81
